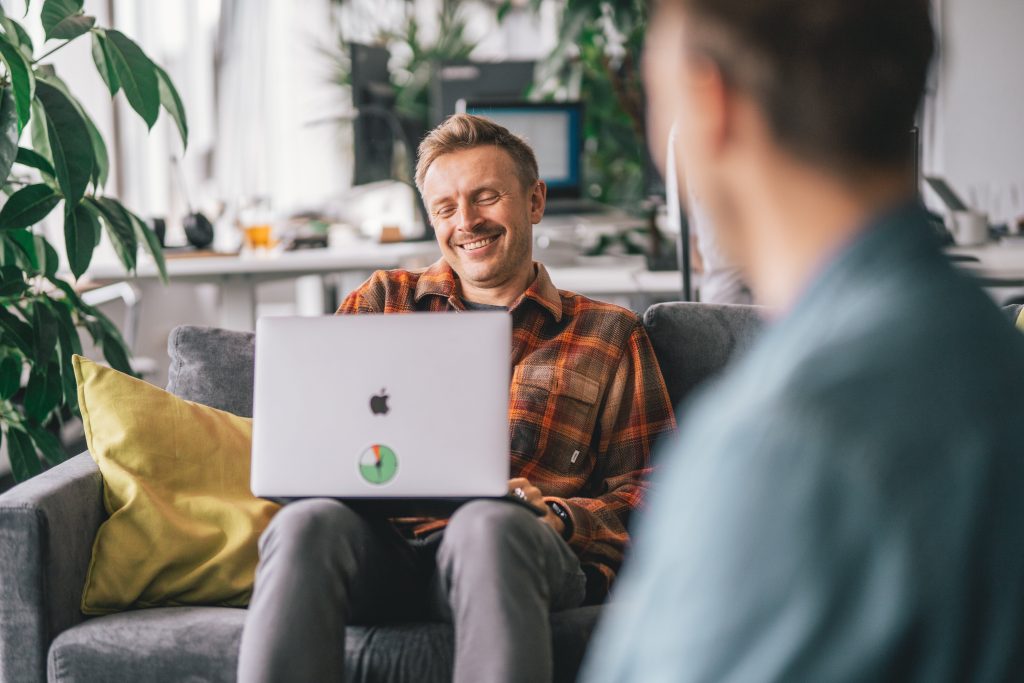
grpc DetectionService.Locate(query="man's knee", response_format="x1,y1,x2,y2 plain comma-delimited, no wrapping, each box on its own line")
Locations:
260,498,364,560
441,499,546,559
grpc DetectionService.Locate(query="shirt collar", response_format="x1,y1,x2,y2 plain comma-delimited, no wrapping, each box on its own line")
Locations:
414,259,563,322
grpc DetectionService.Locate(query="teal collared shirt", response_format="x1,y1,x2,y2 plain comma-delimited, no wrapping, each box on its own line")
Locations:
584,204,1024,682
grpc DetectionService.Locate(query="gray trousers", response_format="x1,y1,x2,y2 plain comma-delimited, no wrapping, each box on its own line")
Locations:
236,498,587,683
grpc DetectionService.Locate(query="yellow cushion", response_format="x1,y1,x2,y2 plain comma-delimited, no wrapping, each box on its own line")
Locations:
1017,308,1024,332
74,355,279,615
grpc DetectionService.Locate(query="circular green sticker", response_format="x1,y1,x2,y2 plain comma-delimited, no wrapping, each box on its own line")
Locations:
359,444,398,485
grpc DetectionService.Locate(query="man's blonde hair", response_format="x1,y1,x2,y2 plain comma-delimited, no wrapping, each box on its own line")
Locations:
414,113,539,194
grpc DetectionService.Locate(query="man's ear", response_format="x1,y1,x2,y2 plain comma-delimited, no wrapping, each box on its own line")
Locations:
689,56,731,161
529,180,547,224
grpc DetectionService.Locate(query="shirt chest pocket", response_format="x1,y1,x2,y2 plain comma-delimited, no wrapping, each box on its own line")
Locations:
509,364,602,477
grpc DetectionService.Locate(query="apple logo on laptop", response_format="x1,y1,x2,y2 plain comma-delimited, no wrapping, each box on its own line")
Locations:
369,389,390,416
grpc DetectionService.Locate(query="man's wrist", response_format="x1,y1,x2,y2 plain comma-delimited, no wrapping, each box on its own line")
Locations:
545,500,573,540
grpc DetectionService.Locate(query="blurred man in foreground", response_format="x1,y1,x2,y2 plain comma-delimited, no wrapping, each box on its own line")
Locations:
584,0,1024,680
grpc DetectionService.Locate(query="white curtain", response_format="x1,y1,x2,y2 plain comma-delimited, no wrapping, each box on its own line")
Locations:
214,0,350,232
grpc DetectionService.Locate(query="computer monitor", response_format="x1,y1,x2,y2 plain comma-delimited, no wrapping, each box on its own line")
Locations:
350,43,397,186
924,176,969,212
349,43,432,239
432,60,536,126
463,102,583,200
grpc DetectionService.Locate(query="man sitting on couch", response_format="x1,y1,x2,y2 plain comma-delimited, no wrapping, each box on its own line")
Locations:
236,114,677,683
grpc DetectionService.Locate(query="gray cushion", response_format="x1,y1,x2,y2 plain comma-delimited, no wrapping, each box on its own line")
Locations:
47,605,601,683
166,326,256,417
643,302,764,408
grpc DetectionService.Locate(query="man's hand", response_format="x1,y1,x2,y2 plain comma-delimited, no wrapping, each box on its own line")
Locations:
508,477,565,536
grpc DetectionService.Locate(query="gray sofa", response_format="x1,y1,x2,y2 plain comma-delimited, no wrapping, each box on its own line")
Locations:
0,302,764,683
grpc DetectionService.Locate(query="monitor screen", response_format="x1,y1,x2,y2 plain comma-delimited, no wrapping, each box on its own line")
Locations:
463,102,582,197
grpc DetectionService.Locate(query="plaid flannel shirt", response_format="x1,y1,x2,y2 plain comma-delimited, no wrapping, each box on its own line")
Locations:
337,259,676,598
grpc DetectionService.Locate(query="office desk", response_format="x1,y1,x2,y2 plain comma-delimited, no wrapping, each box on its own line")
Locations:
85,241,691,330
85,241,441,330
547,265,685,297
947,239,1024,287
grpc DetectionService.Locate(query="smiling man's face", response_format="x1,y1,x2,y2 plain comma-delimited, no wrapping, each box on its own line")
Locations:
421,145,545,303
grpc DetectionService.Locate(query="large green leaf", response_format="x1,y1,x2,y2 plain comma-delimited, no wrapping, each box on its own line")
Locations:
29,99,51,163
5,227,37,274
0,87,18,184
0,15,35,60
32,73,106,190
0,33,34,130
48,275,86,311
5,424,42,480
81,106,108,188
41,0,94,41
104,30,159,128
36,232,58,278
15,146,56,180
49,277,123,349
49,297,81,409
35,80,92,205
0,304,32,353
23,361,61,423
31,298,59,365
0,235,12,265
89,301,131,356
124,202,166,283
5,228,37,271
27,422,66,465
99,330,132,375
65,202,98,278
81,311,133,376
0,263,27,296
154,63,188,149
0,184,60,231
90,31,119,96
48,294,79,359
85,196,136,271
0,353,19,399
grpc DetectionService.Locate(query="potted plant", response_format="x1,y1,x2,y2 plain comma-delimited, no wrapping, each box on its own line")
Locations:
0,0,186,482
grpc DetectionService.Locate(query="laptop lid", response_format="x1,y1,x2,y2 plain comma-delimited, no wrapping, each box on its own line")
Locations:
251,313,511,499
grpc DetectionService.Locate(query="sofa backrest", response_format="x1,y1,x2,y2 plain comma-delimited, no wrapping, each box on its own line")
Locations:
166,325,257,416
166,303,766,418
641,302,764,409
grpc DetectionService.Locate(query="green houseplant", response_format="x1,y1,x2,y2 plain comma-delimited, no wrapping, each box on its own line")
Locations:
0,0,187,482
505,0,648,210
327,0,476,152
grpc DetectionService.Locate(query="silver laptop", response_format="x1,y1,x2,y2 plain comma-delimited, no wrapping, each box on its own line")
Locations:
251,313,511,504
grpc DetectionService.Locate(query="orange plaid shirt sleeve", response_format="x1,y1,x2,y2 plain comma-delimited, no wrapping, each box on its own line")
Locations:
337,260,677,599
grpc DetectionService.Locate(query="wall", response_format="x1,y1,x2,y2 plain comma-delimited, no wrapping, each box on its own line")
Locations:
924,0,1024,225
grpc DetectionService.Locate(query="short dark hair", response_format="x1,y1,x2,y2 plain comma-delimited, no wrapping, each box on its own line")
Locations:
415,114,539,193
671,0,934,173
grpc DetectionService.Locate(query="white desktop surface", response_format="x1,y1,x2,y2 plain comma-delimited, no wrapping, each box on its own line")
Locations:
86,240,440,282
82,232,687,331
84,241,441,330
548,265,685,296
946,238,1024,286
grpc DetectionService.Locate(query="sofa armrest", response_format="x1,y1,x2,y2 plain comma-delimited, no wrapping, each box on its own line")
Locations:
0,453,104,683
